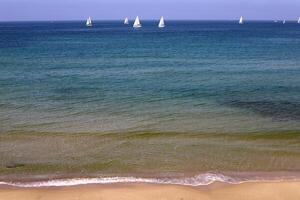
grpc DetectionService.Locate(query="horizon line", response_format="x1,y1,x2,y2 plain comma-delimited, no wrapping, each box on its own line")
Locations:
0,19,297,23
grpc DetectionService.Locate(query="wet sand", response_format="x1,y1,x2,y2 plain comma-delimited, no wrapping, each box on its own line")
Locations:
1,181,300,200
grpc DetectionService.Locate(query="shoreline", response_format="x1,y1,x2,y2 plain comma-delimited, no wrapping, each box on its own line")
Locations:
1,171,300,188
1,181,300,200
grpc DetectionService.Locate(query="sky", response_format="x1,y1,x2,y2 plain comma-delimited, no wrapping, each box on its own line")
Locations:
0,0,300,21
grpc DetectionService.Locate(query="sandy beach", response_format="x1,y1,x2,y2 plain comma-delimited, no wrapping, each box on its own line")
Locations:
1,181,300,200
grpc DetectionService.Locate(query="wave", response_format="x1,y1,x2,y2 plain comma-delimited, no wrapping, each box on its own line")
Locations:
1,173,299,188
0,173,240,187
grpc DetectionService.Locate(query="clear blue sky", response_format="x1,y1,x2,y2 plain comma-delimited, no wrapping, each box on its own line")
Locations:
1,0,300,21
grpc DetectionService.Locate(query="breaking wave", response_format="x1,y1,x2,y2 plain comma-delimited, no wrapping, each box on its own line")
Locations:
0,173,239,188
1,173,299,188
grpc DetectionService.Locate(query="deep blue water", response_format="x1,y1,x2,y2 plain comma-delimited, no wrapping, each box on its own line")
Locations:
1,20,300,133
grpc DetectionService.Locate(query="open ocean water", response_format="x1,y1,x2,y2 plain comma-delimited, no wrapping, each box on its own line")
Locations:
0,20,300,186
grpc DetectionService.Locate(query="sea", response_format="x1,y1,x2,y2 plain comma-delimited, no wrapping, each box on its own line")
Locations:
0,20,300,187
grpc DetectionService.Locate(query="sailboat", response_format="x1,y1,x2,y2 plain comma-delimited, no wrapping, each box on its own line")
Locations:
239,16,243,24
298,18,300,24
283,20,286,24
86,17,92,27
124,17,129,25
158,16,165,28
133,16,142,28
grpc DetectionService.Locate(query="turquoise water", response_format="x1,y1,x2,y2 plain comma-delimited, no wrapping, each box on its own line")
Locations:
1,21,300,133
1,21,300,178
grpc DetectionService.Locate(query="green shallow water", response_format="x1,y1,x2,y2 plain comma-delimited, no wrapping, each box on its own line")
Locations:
1,131,300,175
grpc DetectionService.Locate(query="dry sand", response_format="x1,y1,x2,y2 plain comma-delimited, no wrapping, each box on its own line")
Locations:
1,181,300,200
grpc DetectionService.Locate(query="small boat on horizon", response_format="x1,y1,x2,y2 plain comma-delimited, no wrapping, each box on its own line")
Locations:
133,16,142,28
298,17,300,24
86,17,92,27
124,17,129,25
283,20,286,24
158,16,165,28
239,16,243,24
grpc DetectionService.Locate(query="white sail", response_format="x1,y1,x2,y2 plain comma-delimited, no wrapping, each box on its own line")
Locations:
86,17,92,27
283,20,286,24
133,16,142,28
298,18,300,24
158,16,165,28
239,16,243,24
124,17,129,25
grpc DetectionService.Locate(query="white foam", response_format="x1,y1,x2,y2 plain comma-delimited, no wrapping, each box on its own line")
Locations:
0,173,238,188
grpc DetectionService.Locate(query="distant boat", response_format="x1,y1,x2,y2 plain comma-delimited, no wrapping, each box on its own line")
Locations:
158,16,165,28
283,20,286,24
86,17,92,27
239,16,243,24
298,18,300,24
274,20,278,23
133,16,142,28
124,17,129,25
